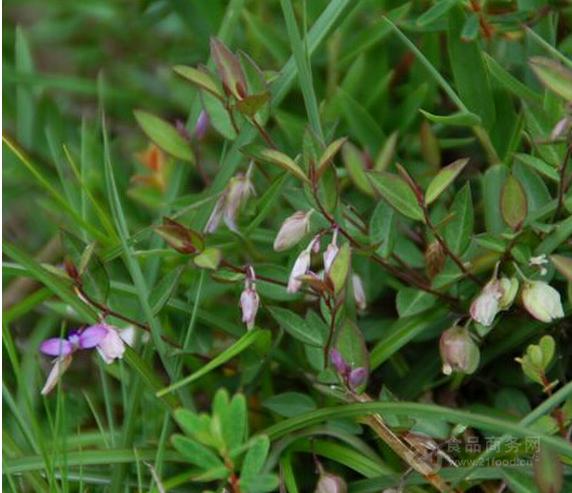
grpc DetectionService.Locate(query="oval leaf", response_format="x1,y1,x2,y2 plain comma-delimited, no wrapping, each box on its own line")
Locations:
425,158,469,205
134,110,194,163
367,172,424,221
501,174,527,230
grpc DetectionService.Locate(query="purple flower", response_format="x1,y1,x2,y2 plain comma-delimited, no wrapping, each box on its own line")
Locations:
330,349,349,375
40,325,108,357
39,324,126,395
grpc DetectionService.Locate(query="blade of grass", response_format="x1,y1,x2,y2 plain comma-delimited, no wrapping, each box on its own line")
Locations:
280,0,324,140
263,401,572,458
157,329,264,396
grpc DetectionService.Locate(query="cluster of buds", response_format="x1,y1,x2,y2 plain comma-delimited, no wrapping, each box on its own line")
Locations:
439,325,480,376
39,324,126,395
330,349,368,391
205,163,254,233
240,266,260,330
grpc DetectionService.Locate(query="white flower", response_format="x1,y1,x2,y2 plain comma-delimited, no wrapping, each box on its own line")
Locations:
41,355,72,395
522,281,564,323
273,210,312,252
498,277,519,309
470,280,503,326
97,327,126,364
439,326,480,376
352,274,367,311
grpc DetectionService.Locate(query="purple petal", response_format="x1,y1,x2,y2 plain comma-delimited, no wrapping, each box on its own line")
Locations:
79,325,109,349
348,367,368,390
40,338,73,357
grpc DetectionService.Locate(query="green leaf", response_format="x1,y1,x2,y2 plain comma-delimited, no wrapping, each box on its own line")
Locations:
193,247,222,270
201,90,237,140
530,57,572,102
241,435,270,480
501,174,528,230
447,6,495,129
150,266,183,315
515,154,559,182
263,392,316,418
367,172,424,221
482,164,509,234
550,254,572,281
241,144,309,183
483,54,542,105
157,330,266,395
224,394,248,450
342,141,375,195
173,65,224,99
210,37,247,100
240,474,280,493
133,110,194,163
374,131,398,172
318,137,347,172
174,409,216,447
533,444,564,493
443,183,474,255
235,92,270,117
419,109,481,127
335,319,369,376
396,288,436,317
328,242,351,294
416,0,458,27
425,158,469,205
171,435,224,471
267,307,324,347
369,201,396,258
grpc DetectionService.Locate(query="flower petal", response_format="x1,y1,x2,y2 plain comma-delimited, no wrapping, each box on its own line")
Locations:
40,338,73,357
79,324,109,349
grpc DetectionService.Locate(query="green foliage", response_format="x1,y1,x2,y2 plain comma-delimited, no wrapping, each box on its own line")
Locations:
3,0,572,492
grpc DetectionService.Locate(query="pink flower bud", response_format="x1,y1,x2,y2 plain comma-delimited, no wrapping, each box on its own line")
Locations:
470,280,503,327
352,274,367,310
193,111,209,140
348,367,368,390
240,285,260,330
97,326,126,364
223,168,255,232
330,349,349,375
522,281,564,323
273,210,312,252
41,355,73,395
205,194,225,233
439,326,480,376
323,229,339,274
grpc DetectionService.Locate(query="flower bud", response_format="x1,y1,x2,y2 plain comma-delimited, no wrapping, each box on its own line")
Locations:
193,110,209,140
315,472,347,493
330,349,349,375
223,171,255,232
323,229,339,273
273,211,312,252
97,326,126,364
287,249,311,293
240,285,260,330
522,281,564,323
352,274,367,311
439,326,480,376
348,367,368,390
469,280,503,327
